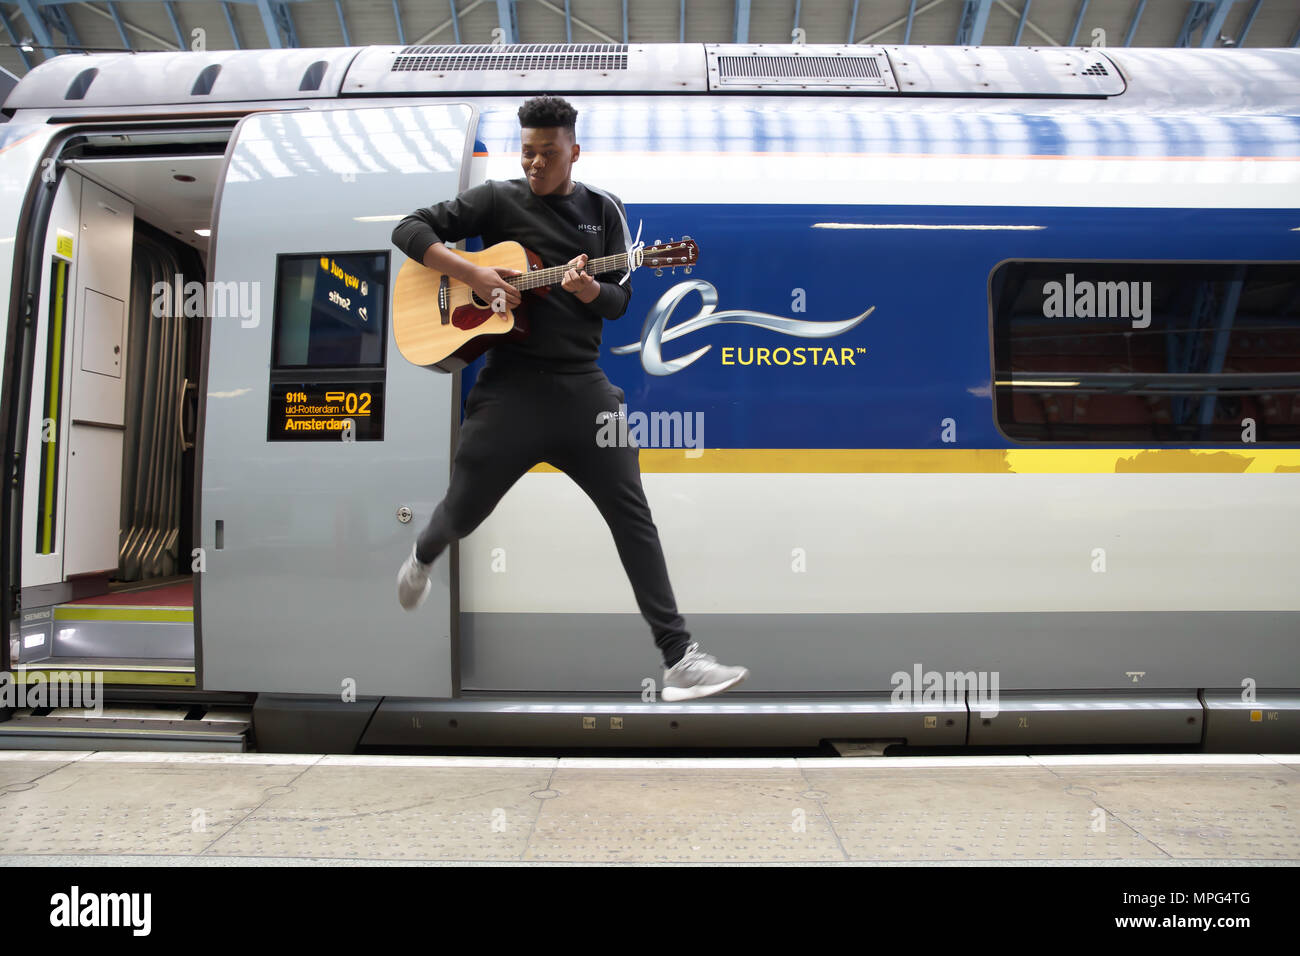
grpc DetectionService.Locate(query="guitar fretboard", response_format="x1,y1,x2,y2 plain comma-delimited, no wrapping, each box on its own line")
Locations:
507,253,628,291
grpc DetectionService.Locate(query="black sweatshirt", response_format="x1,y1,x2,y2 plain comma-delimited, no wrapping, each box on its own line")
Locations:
391,178,632,371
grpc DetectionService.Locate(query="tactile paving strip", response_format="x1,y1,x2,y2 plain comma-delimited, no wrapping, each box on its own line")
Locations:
1116,809,1297,858
526,769,842,863
527,810,844,863
803,767,1165,861
0,760,300,856
1041,765,1300,860
822,808,1159,861
201,767,551,861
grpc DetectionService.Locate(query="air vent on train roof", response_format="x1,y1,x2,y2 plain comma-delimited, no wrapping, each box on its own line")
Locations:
721,54,883,80
708,46,897,91
712,49,897,90
393,43,628,72
341,43,706,94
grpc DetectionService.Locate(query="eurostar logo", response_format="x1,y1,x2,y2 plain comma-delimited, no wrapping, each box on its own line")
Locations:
611,279,874,376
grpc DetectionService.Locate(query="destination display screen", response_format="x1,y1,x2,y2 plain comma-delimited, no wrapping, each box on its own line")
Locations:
267,383,384,441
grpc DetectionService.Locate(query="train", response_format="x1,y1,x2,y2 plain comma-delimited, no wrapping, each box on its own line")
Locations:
0,42,1297,753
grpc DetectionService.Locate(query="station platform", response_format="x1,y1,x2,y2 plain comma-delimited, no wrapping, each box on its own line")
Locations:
1,751,1296,866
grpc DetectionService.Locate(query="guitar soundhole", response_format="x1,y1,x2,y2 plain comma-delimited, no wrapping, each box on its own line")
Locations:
470,290,489,308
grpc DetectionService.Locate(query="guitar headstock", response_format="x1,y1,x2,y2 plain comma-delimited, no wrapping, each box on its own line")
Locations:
636,237,698,272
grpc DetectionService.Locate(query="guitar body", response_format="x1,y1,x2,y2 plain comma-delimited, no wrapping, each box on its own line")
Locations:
392,241,546,372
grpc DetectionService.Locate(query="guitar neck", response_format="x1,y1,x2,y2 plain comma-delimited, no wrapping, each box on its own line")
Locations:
506,252,628,292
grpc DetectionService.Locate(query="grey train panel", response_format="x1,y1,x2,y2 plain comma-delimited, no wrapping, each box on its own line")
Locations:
459,610,1300,693
50,619,192,660
199,104,471,697
1202,690,1300,753
252,694,380,754
882,46,1124,97
266,691,1300,752
359,694,967,750
968,691,1203,746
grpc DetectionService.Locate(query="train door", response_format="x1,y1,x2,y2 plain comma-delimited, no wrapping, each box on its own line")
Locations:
21,176,133,595
2,122,65,679
6,123,224,702
199,104,474,698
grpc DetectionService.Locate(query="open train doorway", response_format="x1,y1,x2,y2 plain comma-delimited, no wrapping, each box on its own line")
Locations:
11,125,231,691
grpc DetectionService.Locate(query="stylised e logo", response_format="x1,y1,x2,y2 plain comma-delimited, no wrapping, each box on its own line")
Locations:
610,279,874,377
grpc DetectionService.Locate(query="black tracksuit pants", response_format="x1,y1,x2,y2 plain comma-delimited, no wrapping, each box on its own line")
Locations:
416,361,693,668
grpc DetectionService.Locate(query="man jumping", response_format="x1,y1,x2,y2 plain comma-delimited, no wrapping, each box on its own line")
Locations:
392,95,749,702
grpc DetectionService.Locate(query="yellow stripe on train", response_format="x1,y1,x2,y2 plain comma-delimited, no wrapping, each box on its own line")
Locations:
531,449,1300,474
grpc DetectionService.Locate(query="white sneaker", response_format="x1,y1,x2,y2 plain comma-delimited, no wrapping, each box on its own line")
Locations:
661,642,749,701
396,543,433,611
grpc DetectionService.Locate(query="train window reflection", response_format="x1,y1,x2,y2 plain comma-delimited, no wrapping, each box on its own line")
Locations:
991,261,1300,443
272,251,388,369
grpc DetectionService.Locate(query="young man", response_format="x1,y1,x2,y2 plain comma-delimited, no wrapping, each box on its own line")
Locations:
391,95,748,702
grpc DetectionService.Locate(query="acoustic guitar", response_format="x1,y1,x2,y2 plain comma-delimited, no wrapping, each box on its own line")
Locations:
392,238,699,371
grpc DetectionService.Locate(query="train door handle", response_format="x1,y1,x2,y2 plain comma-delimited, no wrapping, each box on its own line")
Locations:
178,377,196,452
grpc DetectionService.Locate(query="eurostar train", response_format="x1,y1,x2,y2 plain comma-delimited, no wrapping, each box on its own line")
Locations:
0,43,1297,754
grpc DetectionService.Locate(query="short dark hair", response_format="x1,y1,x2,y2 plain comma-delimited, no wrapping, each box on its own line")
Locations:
518,95,577,132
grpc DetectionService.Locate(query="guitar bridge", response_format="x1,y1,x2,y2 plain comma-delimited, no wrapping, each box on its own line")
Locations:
438,274,449,326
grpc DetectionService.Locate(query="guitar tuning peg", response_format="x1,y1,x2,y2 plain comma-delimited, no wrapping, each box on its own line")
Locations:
655,268,663,277
654,239,661,245
684,266,692,274
683,234,691,240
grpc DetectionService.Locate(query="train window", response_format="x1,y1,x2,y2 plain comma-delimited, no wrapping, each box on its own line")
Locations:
991,261,1300,443
271,251,388,369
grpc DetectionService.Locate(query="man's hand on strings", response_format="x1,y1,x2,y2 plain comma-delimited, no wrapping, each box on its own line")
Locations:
562,253,600,304
470,265,521,313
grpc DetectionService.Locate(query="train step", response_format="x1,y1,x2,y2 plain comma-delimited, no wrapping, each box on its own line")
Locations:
0,705,250,752
8,658,195,687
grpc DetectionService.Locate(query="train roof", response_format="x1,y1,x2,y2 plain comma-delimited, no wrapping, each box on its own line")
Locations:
2,43,1299,115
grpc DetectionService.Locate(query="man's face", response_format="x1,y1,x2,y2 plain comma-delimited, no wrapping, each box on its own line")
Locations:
520,126,578,196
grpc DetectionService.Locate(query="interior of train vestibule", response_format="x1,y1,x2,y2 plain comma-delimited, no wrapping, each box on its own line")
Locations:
14,127,229,679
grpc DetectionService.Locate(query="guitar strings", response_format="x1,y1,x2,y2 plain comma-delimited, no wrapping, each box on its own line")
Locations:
507,253,626,291
504,246,693,292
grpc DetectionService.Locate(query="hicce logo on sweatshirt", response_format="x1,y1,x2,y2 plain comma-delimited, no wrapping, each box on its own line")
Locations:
50,886,151,936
